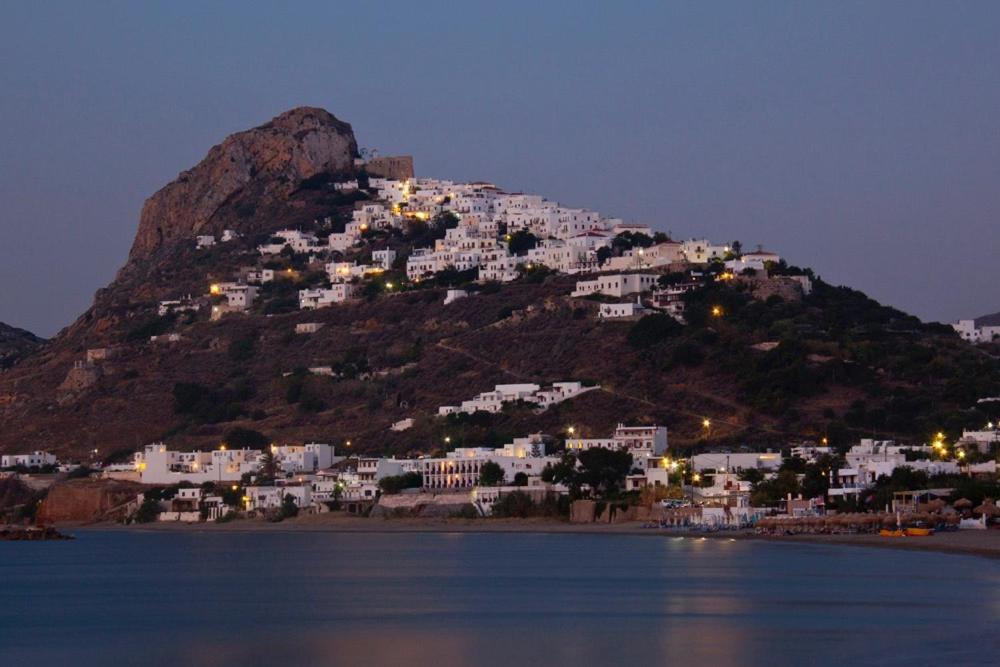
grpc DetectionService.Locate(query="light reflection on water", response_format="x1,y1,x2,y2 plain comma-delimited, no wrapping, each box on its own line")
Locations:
1,531,998,666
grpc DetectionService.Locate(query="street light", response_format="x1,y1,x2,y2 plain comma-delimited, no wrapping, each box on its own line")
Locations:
702,418,711,429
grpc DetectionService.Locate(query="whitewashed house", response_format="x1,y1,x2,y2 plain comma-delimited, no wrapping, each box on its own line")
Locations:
571,273,658,298
599,301,647,320
565,424,668,470
299,284,355,309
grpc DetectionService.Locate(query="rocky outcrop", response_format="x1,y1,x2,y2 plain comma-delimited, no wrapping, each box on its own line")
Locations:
129,107,358,260
0,322,44,370
35,479,144,524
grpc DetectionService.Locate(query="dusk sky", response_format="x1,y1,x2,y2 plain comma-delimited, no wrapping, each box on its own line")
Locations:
2,1,998,337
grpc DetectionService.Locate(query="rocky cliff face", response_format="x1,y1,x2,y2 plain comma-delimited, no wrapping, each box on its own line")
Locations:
0,322,44,370
129,107,358,260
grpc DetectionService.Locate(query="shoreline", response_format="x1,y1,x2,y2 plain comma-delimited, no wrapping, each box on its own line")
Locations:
59,515,1000,561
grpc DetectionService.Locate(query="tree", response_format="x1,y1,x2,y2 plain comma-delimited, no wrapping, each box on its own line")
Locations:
479,461,505,487
506,230,538,256
378,472,422,495
134,495,161,523
513,472,528,487
492,491,535,518
596,246,612,266
260,449,278,480
279,494,299,520
576,447,633,498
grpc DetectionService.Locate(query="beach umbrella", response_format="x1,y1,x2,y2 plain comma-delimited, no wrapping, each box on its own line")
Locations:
973,502,1000,517
953,498,973,509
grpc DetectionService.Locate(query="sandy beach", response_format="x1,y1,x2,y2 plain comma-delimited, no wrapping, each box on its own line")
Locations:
68,514,1000,561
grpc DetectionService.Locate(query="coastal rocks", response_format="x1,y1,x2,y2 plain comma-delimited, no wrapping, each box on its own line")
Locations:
0,525,73,540
129,107,358,260
35,479,144,524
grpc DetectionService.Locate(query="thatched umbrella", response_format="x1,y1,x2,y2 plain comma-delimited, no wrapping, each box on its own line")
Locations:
954,498,973,509
882,514,898,527
927,498,946,512
973,502,1000,517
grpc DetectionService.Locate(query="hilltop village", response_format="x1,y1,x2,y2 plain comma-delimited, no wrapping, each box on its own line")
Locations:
5,157,1000,534
163,166,801,327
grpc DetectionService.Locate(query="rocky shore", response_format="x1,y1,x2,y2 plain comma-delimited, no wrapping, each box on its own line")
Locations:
1,524,73,540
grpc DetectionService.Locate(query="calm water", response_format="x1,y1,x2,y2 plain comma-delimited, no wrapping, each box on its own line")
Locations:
2,530,998,666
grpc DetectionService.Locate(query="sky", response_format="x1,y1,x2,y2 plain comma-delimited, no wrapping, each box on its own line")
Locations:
1,1,998,337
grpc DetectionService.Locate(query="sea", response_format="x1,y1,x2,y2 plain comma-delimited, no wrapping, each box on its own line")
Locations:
2,530,998,666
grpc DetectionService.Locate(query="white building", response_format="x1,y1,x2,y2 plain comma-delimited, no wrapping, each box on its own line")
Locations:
690,452,783,473
420,446,558,491
681,239,729,264
272,443,336,473
245,485,312,512
1,451,58,469
295,322,324,334
952,320,1000,344
136,444,260,485
158,297,199,317
571,273,658,298
444,289,468,305
299,284,355,309
437,382,594,416
564,424,668,470
372,249,397,270
598,301,647,320
958,428,1000,453
258,229,322,255
196,235,216,249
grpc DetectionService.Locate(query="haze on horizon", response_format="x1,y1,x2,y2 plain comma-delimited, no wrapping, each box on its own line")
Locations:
1,1,998,337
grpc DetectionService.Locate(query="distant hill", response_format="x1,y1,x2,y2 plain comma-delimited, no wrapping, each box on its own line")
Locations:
976,311,1000,327
0,322,44,370
1,107,997,460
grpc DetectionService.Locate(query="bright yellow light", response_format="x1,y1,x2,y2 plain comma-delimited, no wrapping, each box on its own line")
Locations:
286,268,294,275
346,440,352,447
702,418,711,429
692,473,701,483
936,432,944,440
711,305,723,317
567,426,575,435
957,450,966,459
360,223,369,231
385,282,394,289
231,484,238,491
209,284,221,295
821,437,829,445
444,436,451,444
219,443,227,451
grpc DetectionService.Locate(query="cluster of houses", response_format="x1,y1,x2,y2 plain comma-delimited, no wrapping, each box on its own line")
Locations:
166,171,790,320
4,422,999,524
437,381,597,416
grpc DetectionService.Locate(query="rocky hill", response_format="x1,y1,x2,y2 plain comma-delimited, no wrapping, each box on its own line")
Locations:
129,106,357,261
977,311,1000,327
1,108,997,461
0,323,44,371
